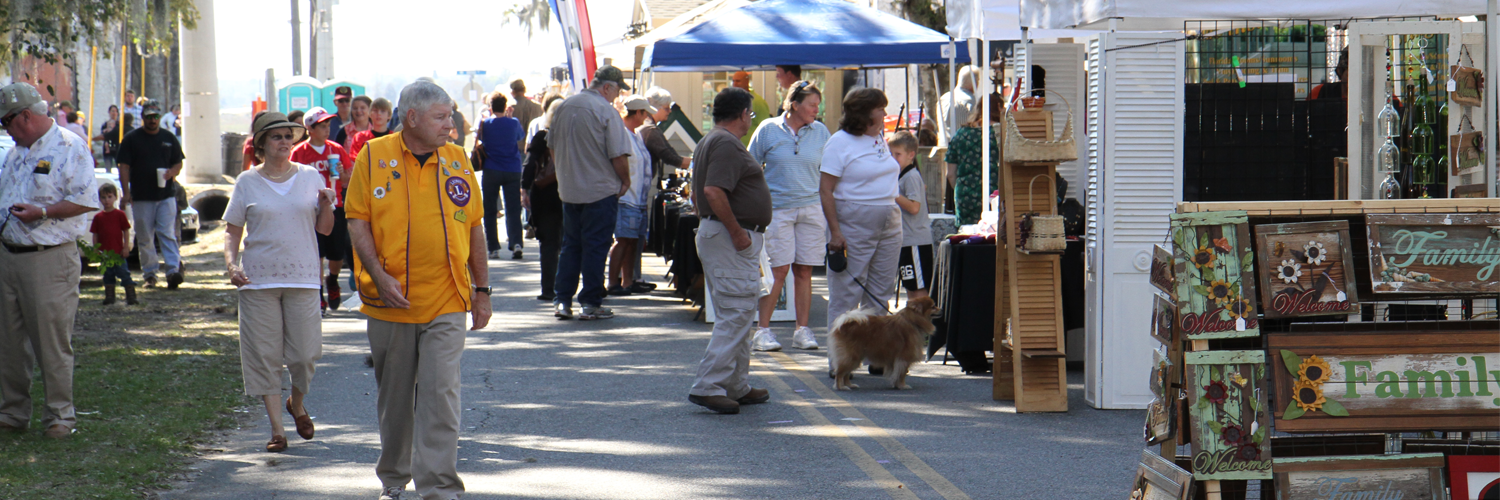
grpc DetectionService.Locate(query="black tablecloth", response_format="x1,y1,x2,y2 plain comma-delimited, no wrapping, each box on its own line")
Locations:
668,213,701,295
931,243,995,357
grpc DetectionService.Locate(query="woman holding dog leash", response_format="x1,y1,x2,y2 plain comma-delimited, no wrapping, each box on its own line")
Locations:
819,87,903,333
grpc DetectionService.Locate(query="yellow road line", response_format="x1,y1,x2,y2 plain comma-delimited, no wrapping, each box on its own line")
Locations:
753,359,921,500
764,351,974,500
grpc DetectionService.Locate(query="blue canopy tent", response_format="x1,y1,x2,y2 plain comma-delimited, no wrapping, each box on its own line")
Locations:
644,0,970,72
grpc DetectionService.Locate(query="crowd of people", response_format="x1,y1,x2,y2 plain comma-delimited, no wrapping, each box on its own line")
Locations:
0,62,974,499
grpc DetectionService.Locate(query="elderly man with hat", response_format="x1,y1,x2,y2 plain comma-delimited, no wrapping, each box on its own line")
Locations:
290,107,353,313
116,99,186,289
346,80,490,500
730,71,771,147
0,82,100,439
605,96,657,296
547,65,635,320
223,112,336,453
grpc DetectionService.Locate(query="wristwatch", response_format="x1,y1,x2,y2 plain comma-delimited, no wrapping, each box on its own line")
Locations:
473,286,492,295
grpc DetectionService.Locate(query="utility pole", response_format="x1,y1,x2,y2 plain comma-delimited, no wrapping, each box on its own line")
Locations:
180,0,224,181
290,0,302,76
307,0,317,79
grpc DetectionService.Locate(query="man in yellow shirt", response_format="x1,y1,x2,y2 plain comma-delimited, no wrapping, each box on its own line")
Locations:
731,71,769,146
346,80,491,500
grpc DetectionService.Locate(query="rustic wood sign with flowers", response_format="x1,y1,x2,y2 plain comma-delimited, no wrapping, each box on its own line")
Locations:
1252,221,1360,319
1170,211,1260,340
1268,327,1500,433
1145,345,1177,445
1366,213,1500,295
1185,350,1272,480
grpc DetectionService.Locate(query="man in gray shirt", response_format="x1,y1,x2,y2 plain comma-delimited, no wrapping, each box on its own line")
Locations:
547,65,633,320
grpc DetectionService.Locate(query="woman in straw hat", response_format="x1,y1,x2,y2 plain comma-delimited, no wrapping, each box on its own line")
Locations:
223,112,337,452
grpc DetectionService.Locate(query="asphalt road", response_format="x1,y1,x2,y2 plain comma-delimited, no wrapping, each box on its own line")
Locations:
161,251,1144,499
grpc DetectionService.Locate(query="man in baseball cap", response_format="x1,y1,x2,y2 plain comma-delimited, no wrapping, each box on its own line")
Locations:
289,106,352,314
593,65,631,91
0,81,101,439
330,86,353,133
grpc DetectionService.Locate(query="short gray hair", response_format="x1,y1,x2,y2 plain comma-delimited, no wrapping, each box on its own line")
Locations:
26,101,49,117
589,78,619,91
398,80,453,123
645,87,672,112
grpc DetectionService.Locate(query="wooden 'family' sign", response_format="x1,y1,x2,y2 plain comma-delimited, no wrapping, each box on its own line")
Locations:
1273,453,1447,500
1253,221,1360,319
1170,211,1260,340
1366,213,1500,295
1268,326,1500,433
1185,350,1272,480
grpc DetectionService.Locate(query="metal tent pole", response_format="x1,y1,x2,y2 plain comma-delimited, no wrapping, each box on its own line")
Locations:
1489,0,1498,196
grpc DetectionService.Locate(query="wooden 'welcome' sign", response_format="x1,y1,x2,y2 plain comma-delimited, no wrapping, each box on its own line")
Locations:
1268,326,1500,433
1366,213,1500,295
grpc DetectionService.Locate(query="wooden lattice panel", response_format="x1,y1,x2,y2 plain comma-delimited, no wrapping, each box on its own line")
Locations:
998,161,1069,412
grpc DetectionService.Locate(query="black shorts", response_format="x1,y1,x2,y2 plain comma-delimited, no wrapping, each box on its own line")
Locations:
898,244,934,291
317,206,350,260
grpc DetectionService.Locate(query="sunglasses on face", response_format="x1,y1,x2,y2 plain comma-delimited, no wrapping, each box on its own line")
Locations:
0,111,20,128
267,133,296,142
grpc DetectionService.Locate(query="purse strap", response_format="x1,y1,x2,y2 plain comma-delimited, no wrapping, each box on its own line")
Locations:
1027,174,1049,213
1005,88,1075,144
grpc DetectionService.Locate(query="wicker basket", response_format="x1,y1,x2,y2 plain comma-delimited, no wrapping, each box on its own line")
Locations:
1003,89,1077,163
1018,174,1066,254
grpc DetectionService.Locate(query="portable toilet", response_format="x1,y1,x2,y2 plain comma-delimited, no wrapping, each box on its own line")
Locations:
277,76,322,113
319,80,367,107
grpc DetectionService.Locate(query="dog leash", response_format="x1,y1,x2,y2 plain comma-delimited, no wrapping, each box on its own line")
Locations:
848,275,892,314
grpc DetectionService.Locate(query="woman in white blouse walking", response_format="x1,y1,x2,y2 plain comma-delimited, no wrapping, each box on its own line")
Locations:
819,88,903,333
223,112,336,453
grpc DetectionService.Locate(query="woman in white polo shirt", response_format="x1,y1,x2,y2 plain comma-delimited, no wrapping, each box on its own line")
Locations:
819,87,902,334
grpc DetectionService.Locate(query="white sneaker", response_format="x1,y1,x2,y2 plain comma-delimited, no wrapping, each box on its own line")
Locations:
751,328,782,351
792,326,819,350
487,250,502,259
378,486,405,500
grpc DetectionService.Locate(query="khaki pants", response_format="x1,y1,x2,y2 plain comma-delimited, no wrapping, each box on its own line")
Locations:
236,288,322,396
0,244,81,430
826,201,902,333
689,220,765,400
369,313,466,500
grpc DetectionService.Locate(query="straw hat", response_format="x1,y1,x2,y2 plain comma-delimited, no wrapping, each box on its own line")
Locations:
251,111,306,144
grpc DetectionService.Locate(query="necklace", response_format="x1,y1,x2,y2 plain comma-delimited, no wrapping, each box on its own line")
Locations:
257,164,295,182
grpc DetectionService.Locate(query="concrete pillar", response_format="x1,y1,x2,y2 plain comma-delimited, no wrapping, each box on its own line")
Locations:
179,0,223,182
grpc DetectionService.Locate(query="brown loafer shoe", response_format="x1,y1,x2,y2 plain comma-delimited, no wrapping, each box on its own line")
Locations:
286,398,314,440
266,435,288,452
44,424,73,439
688,394,740,414
737,388,770,405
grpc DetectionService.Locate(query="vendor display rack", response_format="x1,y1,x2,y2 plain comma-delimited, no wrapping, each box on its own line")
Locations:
1132,199,1498,500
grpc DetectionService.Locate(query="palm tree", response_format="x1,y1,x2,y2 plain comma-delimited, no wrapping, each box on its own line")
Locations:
504,0,551,41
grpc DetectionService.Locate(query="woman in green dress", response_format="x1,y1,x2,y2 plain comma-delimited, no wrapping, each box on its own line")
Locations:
943,107,1000,226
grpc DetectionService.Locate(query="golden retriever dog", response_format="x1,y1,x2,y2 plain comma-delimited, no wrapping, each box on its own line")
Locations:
828,297,937,390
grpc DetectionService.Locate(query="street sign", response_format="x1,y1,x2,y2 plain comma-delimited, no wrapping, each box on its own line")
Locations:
457,70,487,76
462,81,486,103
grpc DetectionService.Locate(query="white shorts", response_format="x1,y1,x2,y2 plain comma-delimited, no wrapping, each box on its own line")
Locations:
764,205,828,268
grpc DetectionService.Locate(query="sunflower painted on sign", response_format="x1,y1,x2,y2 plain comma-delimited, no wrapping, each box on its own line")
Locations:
1292,379,1326,412
1192,244,1217,270
1279,350,1349,420
1208,280,1234,306
1297,355,1332,385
